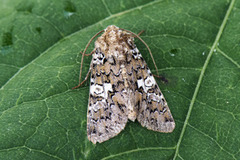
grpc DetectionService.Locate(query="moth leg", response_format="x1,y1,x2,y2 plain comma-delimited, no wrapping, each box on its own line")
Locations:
73,51,94,89
73,30,105,90
72,67,91,89
137,30,144,36
132,30,144,38
153,74,168,83
80,50,95,56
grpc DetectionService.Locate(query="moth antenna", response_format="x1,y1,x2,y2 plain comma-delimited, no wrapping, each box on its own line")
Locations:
137,30,144,36
75,29,104,89
120,28,159,75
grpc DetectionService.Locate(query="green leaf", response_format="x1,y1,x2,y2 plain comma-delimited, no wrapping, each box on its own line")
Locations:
0,0,239,160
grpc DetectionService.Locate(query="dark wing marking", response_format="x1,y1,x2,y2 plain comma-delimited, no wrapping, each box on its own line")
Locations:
87,48,128,144
131,47,175,132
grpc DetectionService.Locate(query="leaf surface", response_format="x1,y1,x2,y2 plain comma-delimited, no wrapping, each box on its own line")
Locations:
0,0,239,159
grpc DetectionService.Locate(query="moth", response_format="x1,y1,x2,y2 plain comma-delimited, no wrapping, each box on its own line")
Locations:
73,25,175,144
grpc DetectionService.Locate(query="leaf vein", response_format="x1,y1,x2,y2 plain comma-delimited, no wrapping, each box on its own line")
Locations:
101,146,175,160
101,0,112,16
217,48,240,68
172,0,236,159
0,0,162,90
143,34,209,47
187,123,237,160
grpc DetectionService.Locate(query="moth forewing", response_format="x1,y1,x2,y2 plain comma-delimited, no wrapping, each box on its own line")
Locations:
77,25,175,144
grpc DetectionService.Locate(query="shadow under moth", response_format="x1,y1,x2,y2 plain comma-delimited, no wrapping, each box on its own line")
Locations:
73,25,175,144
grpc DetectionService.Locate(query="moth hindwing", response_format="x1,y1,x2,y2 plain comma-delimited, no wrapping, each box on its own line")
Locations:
80,25,175,144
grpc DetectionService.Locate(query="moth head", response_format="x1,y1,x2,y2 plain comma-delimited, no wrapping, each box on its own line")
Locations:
104,25,133,44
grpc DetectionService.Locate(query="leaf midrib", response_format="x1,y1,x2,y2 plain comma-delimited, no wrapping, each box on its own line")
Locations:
1,0,235,159
172,0,236,159
99,0,236,159
0,0,162,90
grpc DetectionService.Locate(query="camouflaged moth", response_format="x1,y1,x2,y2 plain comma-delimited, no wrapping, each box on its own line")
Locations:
73,25,175,144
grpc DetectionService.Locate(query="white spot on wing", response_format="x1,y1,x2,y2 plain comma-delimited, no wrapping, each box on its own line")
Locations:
90,84,104,97
103,83,112,99
144,76,155,88
137,79,146,92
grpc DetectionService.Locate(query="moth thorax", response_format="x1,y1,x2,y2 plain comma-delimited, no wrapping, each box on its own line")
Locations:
118,54,125,61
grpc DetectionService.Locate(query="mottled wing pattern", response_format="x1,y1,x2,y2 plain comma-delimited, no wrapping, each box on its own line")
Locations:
130,47,175,132
86,25,175,144
87,48,128,144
